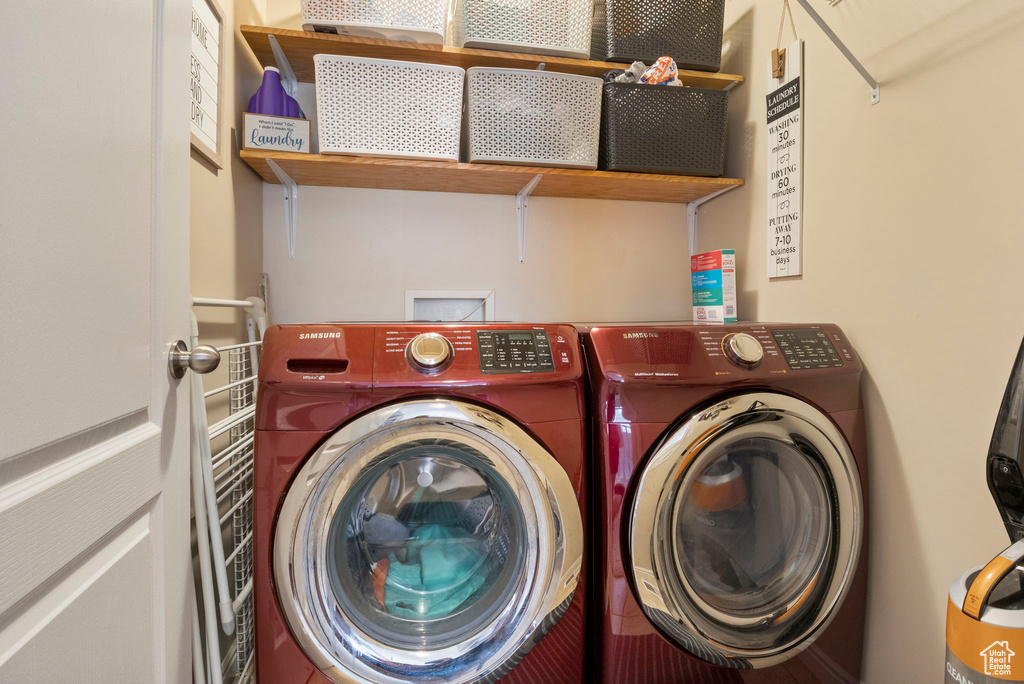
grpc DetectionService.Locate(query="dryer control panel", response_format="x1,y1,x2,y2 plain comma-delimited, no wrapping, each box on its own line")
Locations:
772,328,844,370
693,325,851,371
477,330,555,374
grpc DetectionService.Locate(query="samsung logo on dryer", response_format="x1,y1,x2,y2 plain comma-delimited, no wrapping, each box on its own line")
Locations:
623,332,659,339
299,332,342,339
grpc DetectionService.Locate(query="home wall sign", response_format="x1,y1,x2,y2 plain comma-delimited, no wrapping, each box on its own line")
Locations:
191,0,224,168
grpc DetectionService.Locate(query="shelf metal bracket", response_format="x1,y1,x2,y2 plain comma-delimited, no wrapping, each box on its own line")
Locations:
267,34,299,99
793,0,880,105
516,174,543,262
687,185,739,256
267,159,298,258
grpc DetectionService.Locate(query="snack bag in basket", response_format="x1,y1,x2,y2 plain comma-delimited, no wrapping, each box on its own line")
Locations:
639,56,683,86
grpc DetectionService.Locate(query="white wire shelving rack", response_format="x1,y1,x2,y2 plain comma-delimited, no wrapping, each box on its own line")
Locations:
191,295,268,684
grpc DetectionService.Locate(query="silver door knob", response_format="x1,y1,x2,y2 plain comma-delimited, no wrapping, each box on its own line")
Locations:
168,340,221,379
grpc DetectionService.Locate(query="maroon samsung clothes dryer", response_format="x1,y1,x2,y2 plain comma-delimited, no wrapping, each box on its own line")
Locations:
254,323,587,684
581,323,869,683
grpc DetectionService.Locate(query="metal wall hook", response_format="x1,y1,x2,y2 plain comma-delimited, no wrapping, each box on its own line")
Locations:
267,34,298,99
267,159,298,257
793,0,880,105
687,185,740,256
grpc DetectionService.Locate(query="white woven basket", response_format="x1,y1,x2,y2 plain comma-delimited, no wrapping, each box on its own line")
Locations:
453,0,593,58
302,0,450,44
314,55,464,161
466,67,602,169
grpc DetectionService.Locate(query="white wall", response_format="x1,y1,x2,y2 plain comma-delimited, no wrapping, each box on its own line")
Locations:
262,2,703,324
702,1,1024,682
264,186,695,323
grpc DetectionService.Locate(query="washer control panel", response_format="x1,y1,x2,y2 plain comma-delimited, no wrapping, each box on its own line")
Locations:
771,329,844,370
477,330,555,374
406,332,453,373
722,332,764,369
696,327,782,365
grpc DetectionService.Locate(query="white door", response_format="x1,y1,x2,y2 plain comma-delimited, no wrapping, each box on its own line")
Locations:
0,0,192,681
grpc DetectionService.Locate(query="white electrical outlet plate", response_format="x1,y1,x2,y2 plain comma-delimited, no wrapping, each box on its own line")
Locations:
405,290,495,322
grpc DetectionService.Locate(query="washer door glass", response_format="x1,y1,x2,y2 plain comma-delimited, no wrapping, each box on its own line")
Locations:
629,393,863,669
326,439,527,649
275,400,583,684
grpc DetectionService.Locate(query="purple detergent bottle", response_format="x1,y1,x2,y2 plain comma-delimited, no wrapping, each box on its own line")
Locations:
248,66,304,118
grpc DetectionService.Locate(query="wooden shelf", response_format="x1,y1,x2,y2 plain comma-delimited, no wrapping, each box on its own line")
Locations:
241,150,743,203
240,25,744,90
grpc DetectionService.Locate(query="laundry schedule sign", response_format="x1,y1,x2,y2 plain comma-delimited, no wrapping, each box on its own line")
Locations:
766,39,804,278
191,0,223,167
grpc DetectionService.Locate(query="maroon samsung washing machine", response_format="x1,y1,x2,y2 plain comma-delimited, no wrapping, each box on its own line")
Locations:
254,323,588,684
581,323,869,683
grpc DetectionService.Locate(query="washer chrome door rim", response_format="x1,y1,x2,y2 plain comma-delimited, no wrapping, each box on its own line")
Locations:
630,392,863,669
275,399,583,684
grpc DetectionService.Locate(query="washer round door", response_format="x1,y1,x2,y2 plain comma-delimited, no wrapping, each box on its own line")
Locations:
630,392,863,669
275,399,583,684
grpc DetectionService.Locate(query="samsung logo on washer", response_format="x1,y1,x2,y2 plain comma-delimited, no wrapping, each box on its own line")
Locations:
623,332,659,339
299,332,342,339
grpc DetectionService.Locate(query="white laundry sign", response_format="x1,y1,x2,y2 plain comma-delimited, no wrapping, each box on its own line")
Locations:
243,113,311,154
766,39,803,278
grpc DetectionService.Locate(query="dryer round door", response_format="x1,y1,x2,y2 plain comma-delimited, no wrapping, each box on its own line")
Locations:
630,392,863,669
274,399,583,684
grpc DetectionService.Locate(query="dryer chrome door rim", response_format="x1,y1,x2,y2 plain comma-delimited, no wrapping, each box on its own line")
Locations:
630,392,863,669
275,399,583,684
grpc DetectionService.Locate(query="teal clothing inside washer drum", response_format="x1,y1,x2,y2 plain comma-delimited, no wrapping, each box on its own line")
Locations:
324,440,528,649
384,524,487,619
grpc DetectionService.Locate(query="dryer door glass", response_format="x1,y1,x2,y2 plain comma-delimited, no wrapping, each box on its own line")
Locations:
274,400,583,684
673,437,833,647
630,392,863,669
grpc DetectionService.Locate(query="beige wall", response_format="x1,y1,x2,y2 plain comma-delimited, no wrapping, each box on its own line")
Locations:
704,2,1024,681
191,0,268,405
266,0,301,27
189,0,268,666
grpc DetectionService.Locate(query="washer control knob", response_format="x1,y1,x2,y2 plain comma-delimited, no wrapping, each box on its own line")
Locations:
723,333,763,369
407,333,453,372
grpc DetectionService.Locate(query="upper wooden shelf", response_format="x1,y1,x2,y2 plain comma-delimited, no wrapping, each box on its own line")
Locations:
240,25,745,90
240,149,743,203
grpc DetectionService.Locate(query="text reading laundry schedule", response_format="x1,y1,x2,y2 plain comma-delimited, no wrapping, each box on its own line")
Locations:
766,39,804,278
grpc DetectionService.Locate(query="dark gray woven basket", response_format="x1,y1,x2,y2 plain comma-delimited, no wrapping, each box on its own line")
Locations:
599,75,728,176
591,0,726,72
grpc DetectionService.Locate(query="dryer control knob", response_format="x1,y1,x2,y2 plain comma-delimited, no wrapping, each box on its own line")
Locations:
723,333,763,369
407,333,453,373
